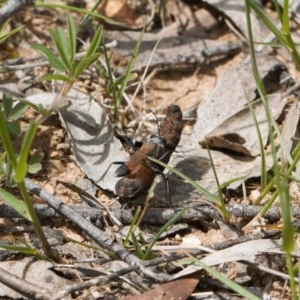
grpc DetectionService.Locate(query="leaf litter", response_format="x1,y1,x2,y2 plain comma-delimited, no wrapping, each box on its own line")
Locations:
1,0,300,299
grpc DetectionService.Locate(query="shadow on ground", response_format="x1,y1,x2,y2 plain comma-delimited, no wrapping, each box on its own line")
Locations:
152,155,211,207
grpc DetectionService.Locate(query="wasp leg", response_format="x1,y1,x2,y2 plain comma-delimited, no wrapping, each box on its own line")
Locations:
160,172,175,210
99,161,126,182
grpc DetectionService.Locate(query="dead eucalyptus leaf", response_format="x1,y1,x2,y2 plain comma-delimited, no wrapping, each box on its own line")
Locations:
0,258,70,298
161,144,273,203
58,89,128,193
194,56,288,157
124,273,200,300
171,239,282,280
204,0,268,39
26,90,128,193
200,94,285,156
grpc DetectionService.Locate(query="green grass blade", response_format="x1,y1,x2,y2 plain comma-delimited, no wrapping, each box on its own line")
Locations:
282,0,290,35
0,106,17,168
195,260,261,300
246,0,288,47
73,27,102,79
273,0,283,24
0,26,23,44
67,14,76,64
143,209,186,260
86,27,102,57
219,174,249,190
131,231,145,259
205,144,229,220
246,97,267,189
50,28,70,70
74,53,100,79
245,1,277,190
278,177,294,252
276,175,297,299
285,32,300,70
0,187,31,220
14,121,38,182
114,73,137,86
0,243,42,257
246,2,298,297
31,43,66,72
123,206,141,248
115,28,144,112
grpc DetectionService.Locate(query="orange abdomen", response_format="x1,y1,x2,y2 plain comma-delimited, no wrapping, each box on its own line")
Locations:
115,164,156,198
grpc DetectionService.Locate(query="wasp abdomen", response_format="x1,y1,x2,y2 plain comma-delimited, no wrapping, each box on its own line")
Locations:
115,169,156,198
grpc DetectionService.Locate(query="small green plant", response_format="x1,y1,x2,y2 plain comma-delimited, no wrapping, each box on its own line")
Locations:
1,94,27,138
0,99,56,259
0,94,28,185
121,180,186,260
0,95,43,185
31,14,102,108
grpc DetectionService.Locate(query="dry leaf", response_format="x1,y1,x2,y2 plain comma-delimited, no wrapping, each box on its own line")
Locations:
27,90,128,193
204,0,268,40
124,273,200,300
58,89,128,193
194,55,288,156
171,239,282,280
0,258,70,298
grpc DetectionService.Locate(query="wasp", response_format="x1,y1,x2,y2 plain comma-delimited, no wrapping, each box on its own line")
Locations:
115,105,184,199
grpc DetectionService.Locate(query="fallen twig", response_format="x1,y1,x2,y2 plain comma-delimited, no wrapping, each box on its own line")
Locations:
0,266,50,300
24,178,170,282
1,201,299,224
0,0,33,27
